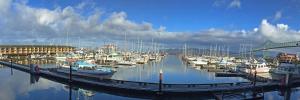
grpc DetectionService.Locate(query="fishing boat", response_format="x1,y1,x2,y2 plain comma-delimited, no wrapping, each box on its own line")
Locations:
237,58,271,73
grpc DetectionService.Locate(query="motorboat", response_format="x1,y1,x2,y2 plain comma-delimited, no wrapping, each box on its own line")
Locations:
56,60,115,76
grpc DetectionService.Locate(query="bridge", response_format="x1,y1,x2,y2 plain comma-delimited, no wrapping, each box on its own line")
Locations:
236,40,300,58
249,40,300,58
253,40,300,52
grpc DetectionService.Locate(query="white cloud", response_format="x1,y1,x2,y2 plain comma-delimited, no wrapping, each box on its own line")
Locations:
0,0,167,46
228,0,241,8
76,2,87,10
259,19,300,43
273,11,282,21
253,28,258,32
213,0,226,7
0,0,11,13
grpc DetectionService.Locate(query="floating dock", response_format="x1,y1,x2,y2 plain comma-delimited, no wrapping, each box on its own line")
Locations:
215,72,245,77
0,61,297,99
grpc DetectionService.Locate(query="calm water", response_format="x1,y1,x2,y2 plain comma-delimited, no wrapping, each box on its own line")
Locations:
0,55,299,100
112,55,248,84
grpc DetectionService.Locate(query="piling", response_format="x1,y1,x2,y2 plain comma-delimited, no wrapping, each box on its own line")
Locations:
10,58,13,75
158,69,163,95
10,58,12,67
285,73,291,87
69,64,72,83
69,64,73,100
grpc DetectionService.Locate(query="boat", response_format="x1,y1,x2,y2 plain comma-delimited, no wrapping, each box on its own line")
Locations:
189,57,208,67
270,63,300,75
237,58,271,73
217,58,236,68
58,61,70,68
116,60,136,66
56,60,115,76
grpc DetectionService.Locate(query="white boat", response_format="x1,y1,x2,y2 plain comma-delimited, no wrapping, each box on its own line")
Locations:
116,60,136,66
238,58,271,73
270,63,300,75
189,57,208,66
185,56,197,61
58,61,70,68
218,58,236,68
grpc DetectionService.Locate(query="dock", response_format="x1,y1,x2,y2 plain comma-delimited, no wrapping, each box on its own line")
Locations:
215,72,245,77
0,61,296,99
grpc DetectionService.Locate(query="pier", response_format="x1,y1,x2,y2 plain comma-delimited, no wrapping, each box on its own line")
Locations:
0,61,296,99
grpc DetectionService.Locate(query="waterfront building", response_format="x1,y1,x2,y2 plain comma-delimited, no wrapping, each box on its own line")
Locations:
0,45,75,56
277,53,299,63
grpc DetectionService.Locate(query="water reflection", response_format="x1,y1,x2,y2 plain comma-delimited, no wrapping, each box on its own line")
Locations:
30,74,40,84
0,68,139,100
63,86,96,100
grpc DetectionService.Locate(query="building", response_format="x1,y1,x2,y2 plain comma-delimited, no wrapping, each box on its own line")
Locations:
277,53,299,63
0,45,75,56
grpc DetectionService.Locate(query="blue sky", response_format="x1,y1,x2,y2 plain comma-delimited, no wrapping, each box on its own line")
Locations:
1,0,300,49
25,0,300,32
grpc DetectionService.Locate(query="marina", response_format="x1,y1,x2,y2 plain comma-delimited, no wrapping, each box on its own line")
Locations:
1,52,300,99
1,41,300,100
1,0,300,99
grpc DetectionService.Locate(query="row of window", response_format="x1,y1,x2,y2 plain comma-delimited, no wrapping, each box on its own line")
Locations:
0,48,71,50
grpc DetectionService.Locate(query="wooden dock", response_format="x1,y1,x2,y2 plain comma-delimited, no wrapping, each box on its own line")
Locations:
0,61,292,99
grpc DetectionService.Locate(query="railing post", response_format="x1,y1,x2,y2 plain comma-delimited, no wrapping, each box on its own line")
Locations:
10,58,13,75
158,69,163,95
285,73,291,87
10,58,12,67
69,63,72,100
253,70,257,87
252,69,257,97
69,64,72,83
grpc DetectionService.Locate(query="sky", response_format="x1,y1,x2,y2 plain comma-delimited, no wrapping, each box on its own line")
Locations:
1,0,300,50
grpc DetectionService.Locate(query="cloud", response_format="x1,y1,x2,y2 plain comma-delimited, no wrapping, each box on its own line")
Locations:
213,0,241,9
76,2,87,10
0,0,299,50
259,19,300,43
213,0,226,7
0,0,168,47
228,0,241,8
273,11,282,21
0,0,11,13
